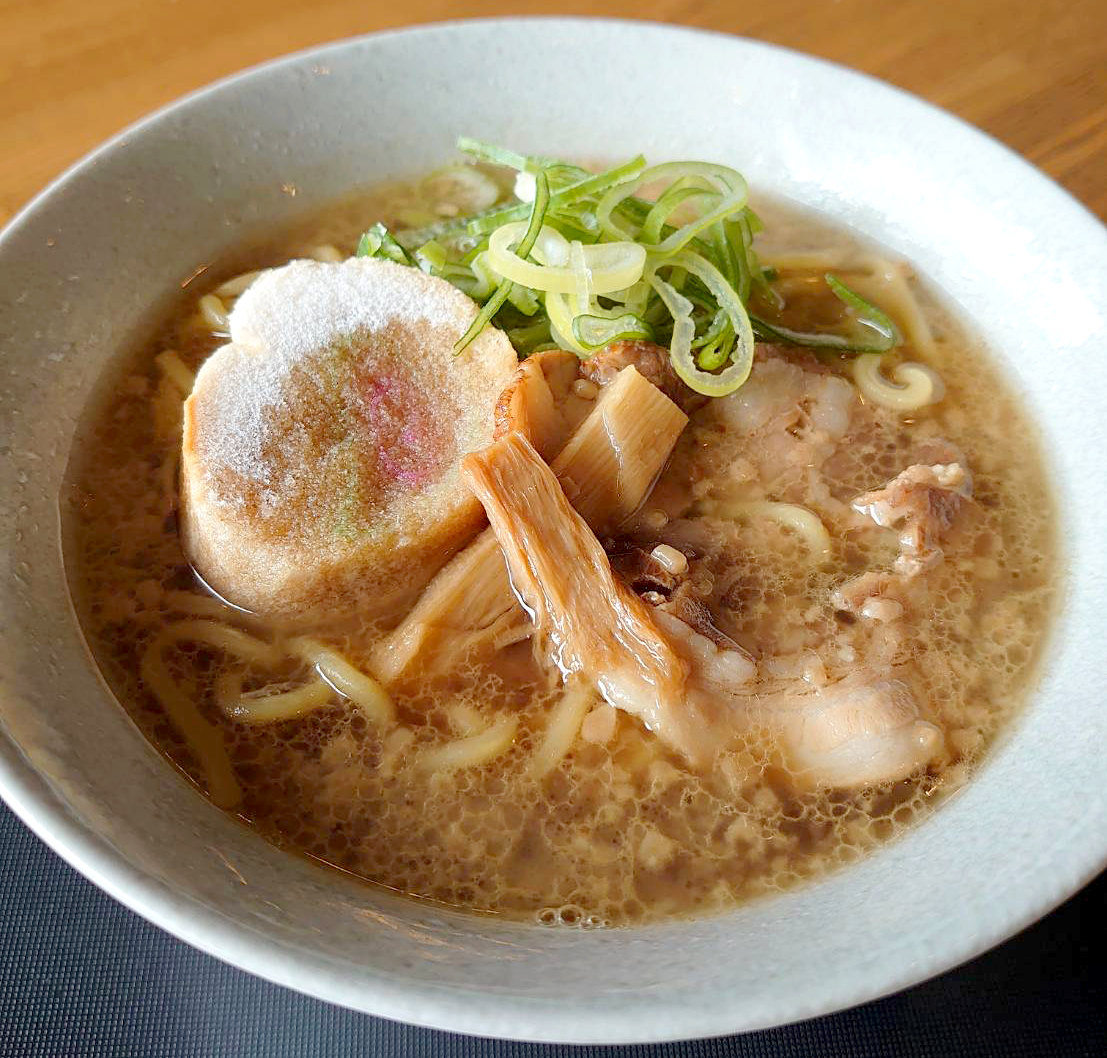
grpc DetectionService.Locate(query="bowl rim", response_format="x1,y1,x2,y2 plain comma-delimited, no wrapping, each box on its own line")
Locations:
1,16,1105,1044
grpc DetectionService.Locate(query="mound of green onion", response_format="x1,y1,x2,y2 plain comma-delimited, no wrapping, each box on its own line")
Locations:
356,138,899,397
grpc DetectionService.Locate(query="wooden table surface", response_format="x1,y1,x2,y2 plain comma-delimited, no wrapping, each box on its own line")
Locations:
3,0,1105,225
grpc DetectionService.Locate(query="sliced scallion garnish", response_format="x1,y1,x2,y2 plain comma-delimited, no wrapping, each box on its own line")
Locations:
596,161,749,255
454,171,551,355
456,137,555,174
571,312,654,351
354,138,902,396
356,223,414,266
751,274,899,353
414,240,448,273
650,250,754,396
825,274,900,347
467,154,647,236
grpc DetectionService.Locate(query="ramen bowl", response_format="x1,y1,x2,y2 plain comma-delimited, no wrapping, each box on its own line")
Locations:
1,19,1105,1043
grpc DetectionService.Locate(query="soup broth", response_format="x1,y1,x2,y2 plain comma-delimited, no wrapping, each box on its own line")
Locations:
65,174,1057,927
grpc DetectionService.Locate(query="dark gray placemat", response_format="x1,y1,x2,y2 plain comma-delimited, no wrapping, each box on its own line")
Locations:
1,803,1102,1058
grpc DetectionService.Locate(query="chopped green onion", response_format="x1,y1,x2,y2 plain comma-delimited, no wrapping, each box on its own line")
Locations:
505,282,541,317
696,326,734,370
543,213,601,244
485,223,646,295
650,273,698,377
691,308,729,350
460,251,496,300
454,171,551,355
457,137,555,174
360,139,901,386
605,279,650,316
650,250,754,396
454,282,514,356
568,239,591,316
572,312,654,350
545,291,588,355
506,319,553,355
641,184,717,245
414,240,448,273
825,274,900,346
713,220,741,295
723,216,754,300
596,162,749,255
467,155,647,236
751,274,899,353
355,223,413,266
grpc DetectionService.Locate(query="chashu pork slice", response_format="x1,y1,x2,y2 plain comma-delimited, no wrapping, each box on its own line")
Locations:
462,432,944,786
181,257,518,621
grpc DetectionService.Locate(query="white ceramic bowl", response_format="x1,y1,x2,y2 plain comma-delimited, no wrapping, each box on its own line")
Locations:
1,18,1105,1044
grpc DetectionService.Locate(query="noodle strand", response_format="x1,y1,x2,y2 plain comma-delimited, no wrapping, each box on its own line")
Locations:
164,591,248,622
853,354,945,411
290,637,395,725
197,293,229,332
222,679,335,725
140,637,241,808
215,270,263,298
417,717,519,773
530,683,595,778
154,350,195,396
165,620,282,667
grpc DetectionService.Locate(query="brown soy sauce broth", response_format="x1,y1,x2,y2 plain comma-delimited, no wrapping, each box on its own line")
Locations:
64,173,1058,927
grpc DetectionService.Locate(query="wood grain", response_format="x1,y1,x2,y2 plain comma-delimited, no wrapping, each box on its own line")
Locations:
2,0,1105,223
